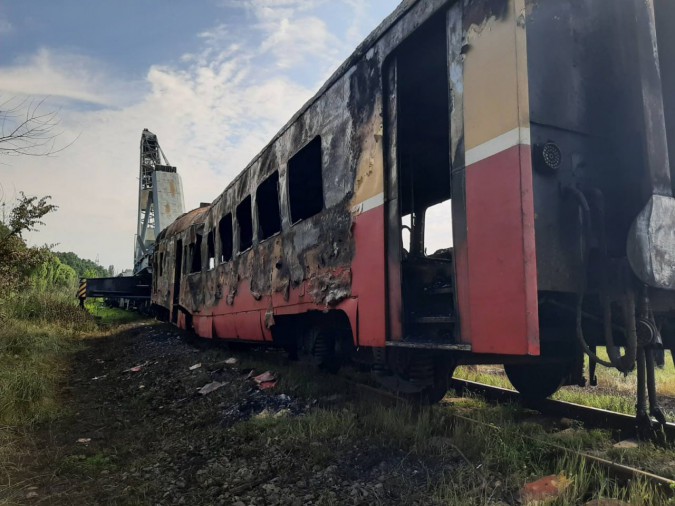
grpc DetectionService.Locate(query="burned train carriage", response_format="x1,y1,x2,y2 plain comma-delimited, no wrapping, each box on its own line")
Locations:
152,0,675,412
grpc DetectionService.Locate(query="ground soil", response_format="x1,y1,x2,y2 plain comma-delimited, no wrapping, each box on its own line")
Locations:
2,321,470,506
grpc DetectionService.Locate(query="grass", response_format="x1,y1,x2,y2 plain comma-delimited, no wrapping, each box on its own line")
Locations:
455,346,675,416
85,299,146,326
0,292,144,427
214,349,666,504
225,386,669,504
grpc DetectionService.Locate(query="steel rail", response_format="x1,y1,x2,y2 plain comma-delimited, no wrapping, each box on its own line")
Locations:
450,378,675,441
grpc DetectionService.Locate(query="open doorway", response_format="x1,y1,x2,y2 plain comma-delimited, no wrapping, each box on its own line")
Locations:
392,10,455,340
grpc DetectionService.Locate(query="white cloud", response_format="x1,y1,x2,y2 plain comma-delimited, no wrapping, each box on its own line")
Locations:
0,48,125,106
259,15,340,69
0,1,397,270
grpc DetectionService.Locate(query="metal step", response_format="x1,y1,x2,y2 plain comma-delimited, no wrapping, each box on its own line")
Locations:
414,316,456,324
387,340,470,351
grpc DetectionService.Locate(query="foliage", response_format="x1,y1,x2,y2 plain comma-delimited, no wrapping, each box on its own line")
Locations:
54,251,108,279
0,191,57,242
29,255,79,293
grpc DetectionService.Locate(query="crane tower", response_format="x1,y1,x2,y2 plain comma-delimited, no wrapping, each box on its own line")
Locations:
134,129,185,275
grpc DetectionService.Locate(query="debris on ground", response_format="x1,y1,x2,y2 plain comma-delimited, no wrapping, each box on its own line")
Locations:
123,361,149,373
225,357,238,365
520,474,573,505
198,381,226,395
189,363,202,371
613,439,639,449
76,438,91,444
252,371,277,390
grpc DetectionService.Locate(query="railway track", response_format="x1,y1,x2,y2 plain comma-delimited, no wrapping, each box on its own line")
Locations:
340,373,675,497
450,378,675,441
447,378,675,496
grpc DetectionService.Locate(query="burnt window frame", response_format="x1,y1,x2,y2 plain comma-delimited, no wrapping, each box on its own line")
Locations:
256,171,282,241
219,212,233,263
287,136,324,225
236,195,254,253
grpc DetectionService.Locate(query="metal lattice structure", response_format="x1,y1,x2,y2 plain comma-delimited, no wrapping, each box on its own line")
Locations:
134,129,185,275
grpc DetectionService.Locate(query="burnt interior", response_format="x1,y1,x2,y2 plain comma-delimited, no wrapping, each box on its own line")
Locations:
172,239,182,324
394,10,456,341
236,196,253,252
288,137,324,223
257,171,282,240
219,213,233,262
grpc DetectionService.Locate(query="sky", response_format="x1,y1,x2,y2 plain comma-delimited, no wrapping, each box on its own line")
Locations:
0,0,400,271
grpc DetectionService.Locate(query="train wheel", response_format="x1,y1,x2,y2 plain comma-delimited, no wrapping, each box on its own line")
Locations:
504,363,568,400
421,358,454,405
304,319,351,373
388,350,454,404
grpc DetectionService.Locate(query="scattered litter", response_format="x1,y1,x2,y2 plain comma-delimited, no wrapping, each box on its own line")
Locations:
139,384,145,389
198,381,226,395
613,439,639,449
123,361,149,373
95,359,105,364
274,408,291,418
189,363,202,371
253,371,276,384
222,390,303,427
225,357,239,365
244,369,255,379
520,474,572,505
76,438,91,444
25,491,39,499
92,375,107,381
253,371,277,390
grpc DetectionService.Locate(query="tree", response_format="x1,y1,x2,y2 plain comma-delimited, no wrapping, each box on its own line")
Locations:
0,192,57,243
0,96,73,158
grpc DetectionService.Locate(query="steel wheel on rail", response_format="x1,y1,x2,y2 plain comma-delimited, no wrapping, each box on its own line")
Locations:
504,362,569,400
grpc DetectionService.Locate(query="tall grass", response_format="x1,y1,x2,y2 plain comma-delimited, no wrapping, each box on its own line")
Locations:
0,290,96,426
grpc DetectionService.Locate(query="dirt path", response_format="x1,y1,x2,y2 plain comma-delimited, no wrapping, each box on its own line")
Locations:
4,322,467,506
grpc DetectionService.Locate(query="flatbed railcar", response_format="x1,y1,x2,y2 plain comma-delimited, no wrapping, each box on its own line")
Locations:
151,0,675,417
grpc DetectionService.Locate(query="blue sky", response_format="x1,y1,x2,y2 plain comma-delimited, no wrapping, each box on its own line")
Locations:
0,0,399,270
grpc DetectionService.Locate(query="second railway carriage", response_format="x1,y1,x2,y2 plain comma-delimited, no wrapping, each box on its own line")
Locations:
152,0,675,412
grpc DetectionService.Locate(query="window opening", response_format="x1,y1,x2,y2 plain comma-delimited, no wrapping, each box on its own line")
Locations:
401,214,412,258
424,200,453,256
237,196,253,252
207,231,215,270
219,213,233,262
257,171,282,240
190,234,202,273
288,137,323,222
